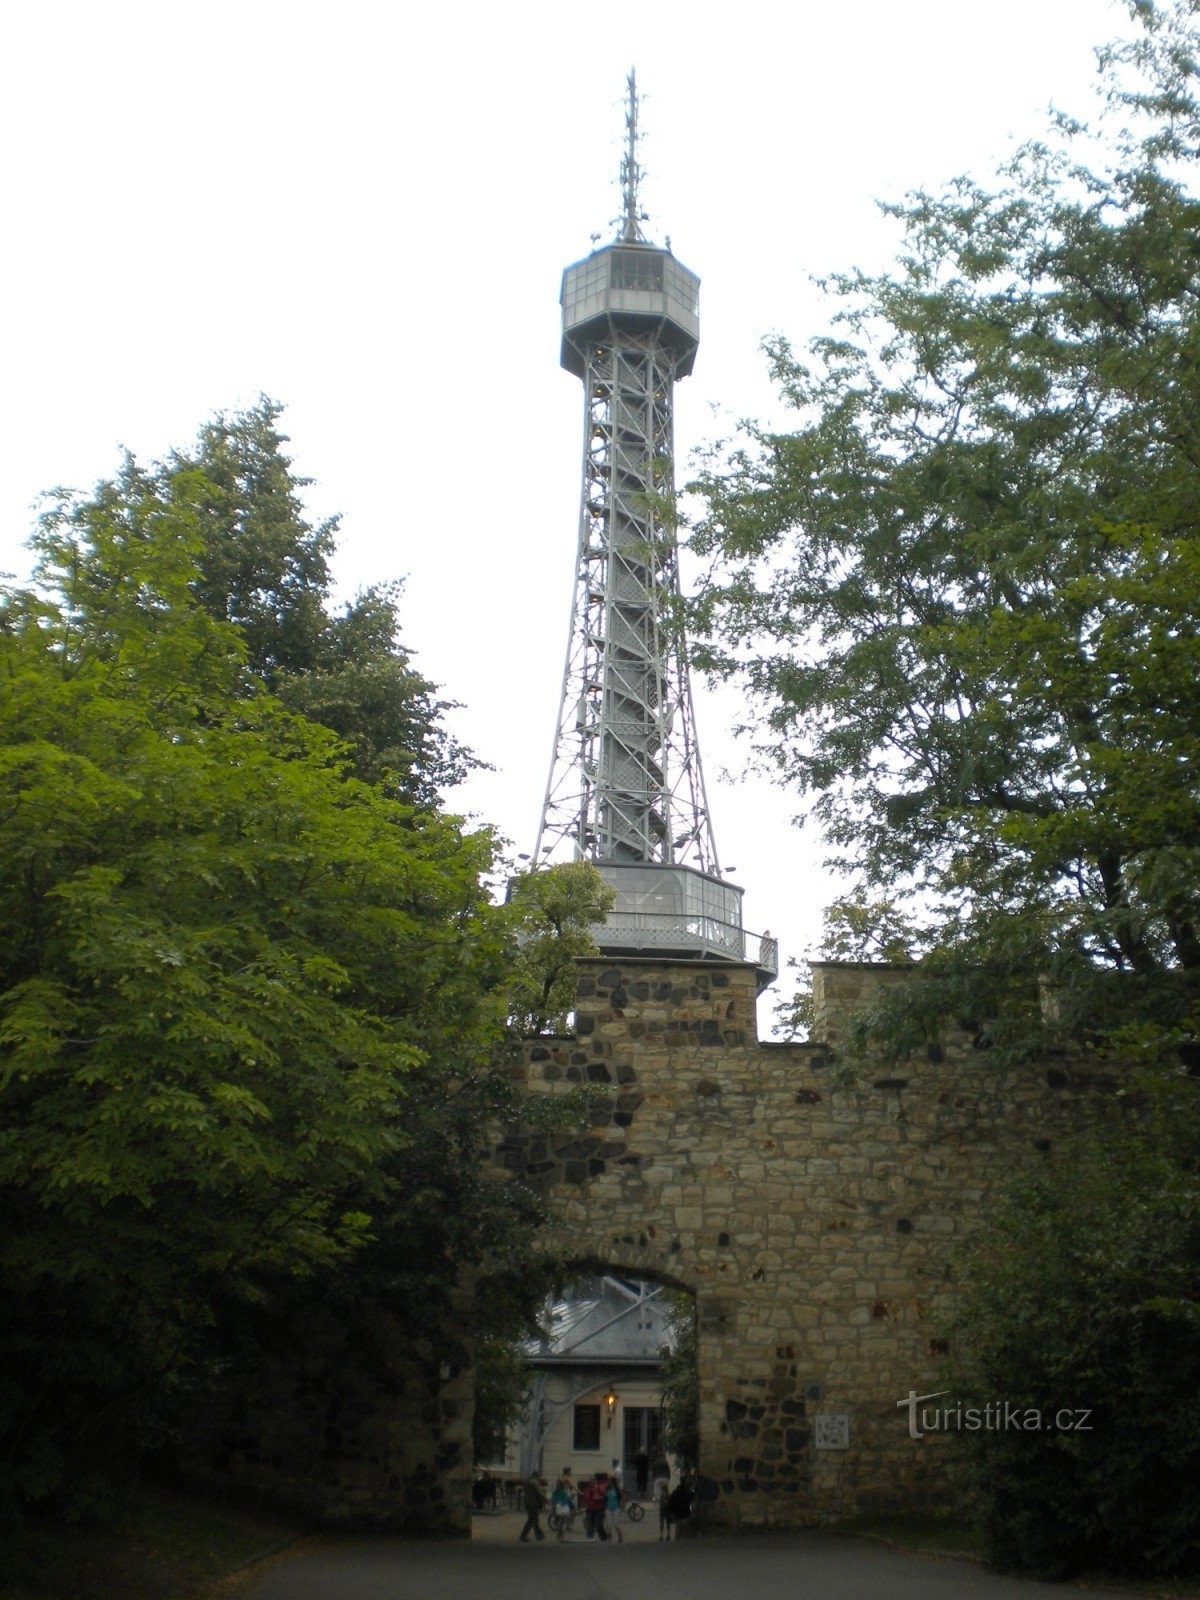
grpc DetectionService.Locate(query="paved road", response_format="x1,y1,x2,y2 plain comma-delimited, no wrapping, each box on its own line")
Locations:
239,1512,1080,1600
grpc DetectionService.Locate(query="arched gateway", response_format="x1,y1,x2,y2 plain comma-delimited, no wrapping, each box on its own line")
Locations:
490,952,1103,1534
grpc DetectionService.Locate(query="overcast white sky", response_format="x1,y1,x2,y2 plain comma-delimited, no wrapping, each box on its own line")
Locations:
1,0,1123,1026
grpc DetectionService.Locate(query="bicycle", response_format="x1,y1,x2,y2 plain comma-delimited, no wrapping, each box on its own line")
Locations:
624,1499,645,1523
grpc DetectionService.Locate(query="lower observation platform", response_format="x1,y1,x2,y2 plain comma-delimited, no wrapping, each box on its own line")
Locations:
595,863,777,994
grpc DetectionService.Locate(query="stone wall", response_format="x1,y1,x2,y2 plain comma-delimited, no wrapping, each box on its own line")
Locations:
186,952,1110,1534
497,955,1110,1529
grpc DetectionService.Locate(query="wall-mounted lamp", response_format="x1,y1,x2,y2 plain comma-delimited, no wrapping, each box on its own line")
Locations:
603,1389,618,1429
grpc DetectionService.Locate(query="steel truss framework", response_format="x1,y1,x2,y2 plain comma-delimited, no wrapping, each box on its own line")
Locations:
535,328,719,873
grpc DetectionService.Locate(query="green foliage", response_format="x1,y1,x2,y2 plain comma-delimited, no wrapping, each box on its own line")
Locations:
689,1,1200,1069
658,1292,699,1472
473,1267,563,1465
176,398,478,802
472,1327,532,1465
0,419,520,1510
774,895,919,1041
42,398,476,806
818,895,920,965
687,4,1200,1573
505,862,615,1035
950,1086,1200,1577
169,399,336,680
274,579,476,799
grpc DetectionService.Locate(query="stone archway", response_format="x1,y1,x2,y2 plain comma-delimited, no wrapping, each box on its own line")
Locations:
496,953,1109,1531
469,1261,698,1543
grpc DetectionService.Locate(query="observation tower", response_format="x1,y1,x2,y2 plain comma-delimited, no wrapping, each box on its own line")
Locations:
532,72,776,991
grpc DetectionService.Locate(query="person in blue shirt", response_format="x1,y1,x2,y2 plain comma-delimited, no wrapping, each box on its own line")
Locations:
605,1474,624,1544
551,1475,573,1541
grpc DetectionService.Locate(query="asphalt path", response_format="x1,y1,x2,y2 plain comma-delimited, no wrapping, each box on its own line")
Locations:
239,1511,1081,1600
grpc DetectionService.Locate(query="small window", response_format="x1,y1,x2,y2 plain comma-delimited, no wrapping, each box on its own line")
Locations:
573,1403,601,1451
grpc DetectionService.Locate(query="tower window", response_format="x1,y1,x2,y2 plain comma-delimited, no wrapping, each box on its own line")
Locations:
611,251,663,292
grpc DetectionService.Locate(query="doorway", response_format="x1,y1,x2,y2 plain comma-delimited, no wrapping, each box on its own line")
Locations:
623,1404,664,1493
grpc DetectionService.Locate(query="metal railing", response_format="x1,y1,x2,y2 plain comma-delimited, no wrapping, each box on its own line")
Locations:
597,911,778,976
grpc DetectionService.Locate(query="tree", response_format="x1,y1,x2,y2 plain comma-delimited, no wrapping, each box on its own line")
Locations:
471,1328,531,1465
506,862,615,1036
168,399,336,681
687,2,1200,1573
274,577,475,799
46,398,475,806
950,1083,1200,1577
0,442,514,1509
1,407,625,1516
689,0,1200,1069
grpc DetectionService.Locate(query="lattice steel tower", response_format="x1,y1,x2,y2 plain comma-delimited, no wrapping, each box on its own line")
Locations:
533,72,775,988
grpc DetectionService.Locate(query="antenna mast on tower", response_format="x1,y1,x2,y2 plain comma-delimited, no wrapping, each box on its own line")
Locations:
619,69,645,242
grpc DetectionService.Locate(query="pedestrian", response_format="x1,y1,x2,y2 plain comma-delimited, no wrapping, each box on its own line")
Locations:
635,1447,650,1497
551,1474,573,1541
667,1478,694,1538
605,1473,624,1543
582,1474,608,1540
519,1474,547,1543
654,1464,671,1540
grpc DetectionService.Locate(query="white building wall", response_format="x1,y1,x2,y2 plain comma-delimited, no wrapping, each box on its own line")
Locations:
537,1374,665,1485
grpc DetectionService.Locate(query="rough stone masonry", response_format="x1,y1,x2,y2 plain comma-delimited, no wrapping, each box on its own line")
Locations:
496,953,1108,1530
189,953,1108,1534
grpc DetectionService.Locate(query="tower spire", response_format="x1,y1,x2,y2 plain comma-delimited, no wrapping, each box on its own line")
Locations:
619,68,645,242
